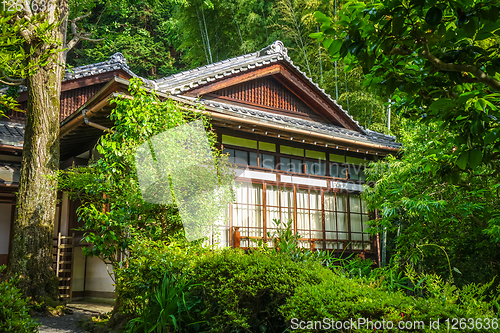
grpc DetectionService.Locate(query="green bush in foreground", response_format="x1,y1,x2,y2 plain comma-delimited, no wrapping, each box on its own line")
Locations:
125,269,200,333
281,276,500,333
0,266,39,333
118,244,500,333
115,239,209,315
189,248,332,333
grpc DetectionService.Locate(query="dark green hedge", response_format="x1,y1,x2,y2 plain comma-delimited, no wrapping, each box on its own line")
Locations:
0,266,39,333
190,249,329,332
117,246,500,333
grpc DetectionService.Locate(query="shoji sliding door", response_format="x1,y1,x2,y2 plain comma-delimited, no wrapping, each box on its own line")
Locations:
231,181,372,251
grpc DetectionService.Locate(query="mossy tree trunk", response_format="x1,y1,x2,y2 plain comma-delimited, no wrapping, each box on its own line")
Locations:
7,2,69,300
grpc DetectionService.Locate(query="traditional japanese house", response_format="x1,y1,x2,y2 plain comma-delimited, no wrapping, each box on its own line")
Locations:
0,41,400,300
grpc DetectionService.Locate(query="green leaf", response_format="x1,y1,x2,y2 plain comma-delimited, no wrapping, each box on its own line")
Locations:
429,98,453,111
476,26,493,41
309,32,323,39
458,91,478,104
453,267,462,274
468,149,482,169
456,151,469,170
328,39,343,56
463,17,477,38
474,99,484,111
323,38,333,49
314,11,331,24
392,12,405,35
437,23,447,40
484,130,498,145
425,7,443,26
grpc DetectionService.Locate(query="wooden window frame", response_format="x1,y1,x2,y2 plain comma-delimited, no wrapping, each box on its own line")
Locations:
231,180,373,252
219,131,370,183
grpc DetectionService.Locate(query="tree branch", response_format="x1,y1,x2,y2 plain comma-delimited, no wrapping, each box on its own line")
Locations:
15,15,37,43
79,36,104,42
1,70,25,84
64,12,103,53
0,70,25,86
421,38,500,91
0,78,24,86
72,12,92,22
390,45,412,56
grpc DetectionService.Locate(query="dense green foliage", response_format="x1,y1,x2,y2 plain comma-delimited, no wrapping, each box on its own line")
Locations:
69,0,182,78
191,249,325,332
0,11,61,81
313,0,500,169
125,268,200,332
0,85,20,116
282,273,500,333
365,120,500,286
115,242,500,333
312,0,500,288
60,79,185,266
0,10,63,121
0,267,39,333
115,239,210,315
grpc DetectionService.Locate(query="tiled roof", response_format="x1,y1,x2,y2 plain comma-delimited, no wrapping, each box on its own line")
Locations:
193,98,401,149
64,52,139,82
0,42,400,150
154,42,289,94
0,121,24,147
154,41,365,132
1,52,144,94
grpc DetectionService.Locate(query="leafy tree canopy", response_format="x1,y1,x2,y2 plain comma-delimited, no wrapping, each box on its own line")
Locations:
313,0,500,171
365,119,500,285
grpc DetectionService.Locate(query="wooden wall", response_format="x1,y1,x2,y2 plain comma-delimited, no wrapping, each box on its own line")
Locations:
212,77,327,122
3,82,106,123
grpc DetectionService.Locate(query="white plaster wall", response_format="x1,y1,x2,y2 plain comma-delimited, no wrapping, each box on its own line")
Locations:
84,256,115,292
0,204,12,254
72,247,86,292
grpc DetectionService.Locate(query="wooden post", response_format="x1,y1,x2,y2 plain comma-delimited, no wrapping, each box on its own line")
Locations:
234,227,240,248
346,193,351,251
263,183,267,242
56,233,61,279
228,203,233,247
293,185,297,234
321,189,326,250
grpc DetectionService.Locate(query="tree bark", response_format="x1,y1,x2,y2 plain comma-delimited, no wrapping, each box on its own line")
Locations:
7,1,68,300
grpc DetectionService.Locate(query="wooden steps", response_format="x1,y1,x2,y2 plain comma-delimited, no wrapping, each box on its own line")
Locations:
53,233,74,302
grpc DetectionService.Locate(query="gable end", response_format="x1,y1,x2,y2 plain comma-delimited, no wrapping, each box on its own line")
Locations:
209,77,330,123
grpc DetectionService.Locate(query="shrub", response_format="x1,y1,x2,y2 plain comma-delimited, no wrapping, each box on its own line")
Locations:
115,238,500,333
115,238,209,315
125,268,200,333
189,248,334,333
0,266,39,333
280,275,500,333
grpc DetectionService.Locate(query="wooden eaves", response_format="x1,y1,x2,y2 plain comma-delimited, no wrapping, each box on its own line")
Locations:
59,77,399,160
